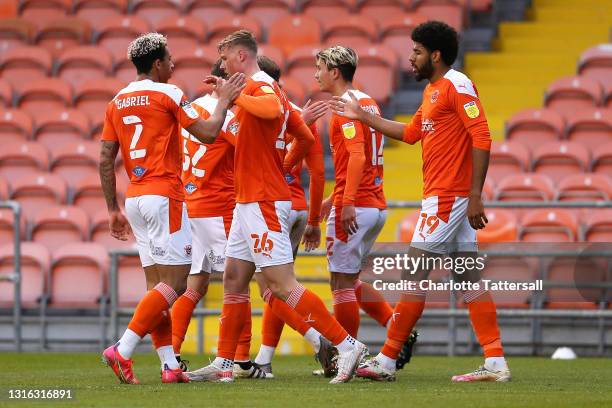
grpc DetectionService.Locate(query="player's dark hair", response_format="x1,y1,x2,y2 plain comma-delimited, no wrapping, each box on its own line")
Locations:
218,29,258,55
127,33,168,74
257,55,281,82
411,21,459,67
211,58,228,79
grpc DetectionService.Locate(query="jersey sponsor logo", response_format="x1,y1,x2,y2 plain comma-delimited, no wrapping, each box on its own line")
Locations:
260,85,275,94
463,101,480,119
421,118,435,133
132,165,147,177
430,90,439,104
181,100,199,119
341,122,356,139
184,182,197,194
251,232,274,258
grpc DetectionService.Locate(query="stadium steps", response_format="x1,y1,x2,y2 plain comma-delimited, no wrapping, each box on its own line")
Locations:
464,0,612,140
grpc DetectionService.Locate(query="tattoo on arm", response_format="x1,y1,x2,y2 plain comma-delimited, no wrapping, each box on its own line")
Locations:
99,141,120,212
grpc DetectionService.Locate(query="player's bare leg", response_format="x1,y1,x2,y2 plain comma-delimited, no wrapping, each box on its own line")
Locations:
186,257,254,382
450,251,510,382
171,272,210,371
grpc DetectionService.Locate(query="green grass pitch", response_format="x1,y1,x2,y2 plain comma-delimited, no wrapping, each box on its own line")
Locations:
0,353,611,408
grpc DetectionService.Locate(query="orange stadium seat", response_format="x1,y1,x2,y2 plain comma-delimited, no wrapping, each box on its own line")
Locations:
591,142,612,175
413,0,464,32
379,13,428,72
556,173,612,202
0,109,34,142
243,0,295,28
476,208,518,243
155,16,207,52
0,18,36,53
95,16,152,62
322,15,378,48
207,15,263,46
33,109,90,149
31,206,90,252
113,58,139,84
582,210,612,242
0,46,52,90
74,78,125,122
17,78,73,115
481,256,533,308
0,79,13,107
50,140,99,188
281,75,308,105
545,257,605,310
0,0,17,17
90,116,104,140
287,45,324,88
73,0,128,30
131,0,182,27
0,242,49,308
184,0,241,27
357,0,406,25
90,209,134,249
55,46,113,88
258,44,285,68
49,242,108,307
301,0,352,26
488,140,530,184
566,108,612,150
0,208,27,248
35,17,92,58
578,44,612,87
171,46,219,96
505,108,565,147
495,173,555,202
532,142,590,184
10,172,68,220
352,44,398,103
19,0,70,28
519,209,578,242
397,209,420,242
0,177,7,200
268,15,321,57
117,255,146,306
544,76,603,119
0,141,49,180
74,175,127,215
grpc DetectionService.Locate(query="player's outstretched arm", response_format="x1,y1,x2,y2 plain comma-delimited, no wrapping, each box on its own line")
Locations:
99,140,131,241
187,73,245,143
330,91,405,141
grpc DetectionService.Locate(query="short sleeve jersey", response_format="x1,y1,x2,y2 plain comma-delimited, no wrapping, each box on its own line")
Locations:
233,71,293,203
181,94,236,218
403,69,491,198
329,90,386,209
101,79,199,201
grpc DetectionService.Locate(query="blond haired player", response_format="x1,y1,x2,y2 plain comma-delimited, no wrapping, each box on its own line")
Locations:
186,30,367,384
332,21,510,382
99,33,244,384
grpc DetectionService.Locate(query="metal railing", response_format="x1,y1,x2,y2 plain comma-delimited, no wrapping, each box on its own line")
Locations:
0,201,21,352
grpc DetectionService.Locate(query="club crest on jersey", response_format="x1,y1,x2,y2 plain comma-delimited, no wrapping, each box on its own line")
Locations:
430,90,439,103
463,101,480,119
260,85,275,94
375,176,382,186
184,245,192,257
341,122,356,139
181,100,199,119
132,166,146,177
184,182,197,194
228,122,239,135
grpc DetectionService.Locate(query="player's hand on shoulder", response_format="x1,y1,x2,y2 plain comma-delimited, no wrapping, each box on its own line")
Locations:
329,91,362,120
467,194,488,230
301,99,328,126
341,205,358,235
302,225,321,252
109,210,132,241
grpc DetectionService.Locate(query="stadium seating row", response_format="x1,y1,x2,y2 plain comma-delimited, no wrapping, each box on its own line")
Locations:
0,241,607,310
